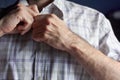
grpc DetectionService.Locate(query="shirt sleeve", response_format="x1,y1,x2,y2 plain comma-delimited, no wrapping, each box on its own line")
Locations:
98,14,120,61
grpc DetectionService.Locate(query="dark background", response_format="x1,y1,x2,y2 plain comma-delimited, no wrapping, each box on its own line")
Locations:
1,0,120,14
69,0,120,14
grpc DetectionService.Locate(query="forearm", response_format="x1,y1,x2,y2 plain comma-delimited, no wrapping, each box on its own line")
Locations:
30,12,120,80
66,33,120,80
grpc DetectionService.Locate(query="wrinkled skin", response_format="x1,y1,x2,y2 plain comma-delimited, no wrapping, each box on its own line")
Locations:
0,4,39,36
32,14,74,51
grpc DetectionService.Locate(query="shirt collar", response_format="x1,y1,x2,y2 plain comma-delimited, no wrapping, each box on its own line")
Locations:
53,0,65,13
53,0,66,20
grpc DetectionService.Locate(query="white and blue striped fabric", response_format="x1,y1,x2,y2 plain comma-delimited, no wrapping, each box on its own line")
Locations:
0,0,120,80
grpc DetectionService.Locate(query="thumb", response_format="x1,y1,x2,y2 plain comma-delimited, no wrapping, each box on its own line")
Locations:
28,4,40,15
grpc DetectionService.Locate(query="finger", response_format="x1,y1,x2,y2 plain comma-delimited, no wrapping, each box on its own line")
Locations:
32,16,46,29
17,4,39,16
32,32,45,42
32,25,47,41
32,31,52,43
20,25,31,35
32,14,53,29
27,5,40,16
17,25,31,35
28,4,39,13
32,28,46,37
32,26,52,42
17,22,32,35
19,12,34,34
8,28,20,34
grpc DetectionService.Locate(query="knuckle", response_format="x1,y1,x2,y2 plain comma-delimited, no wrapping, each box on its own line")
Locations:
32,4,38,9
50,14,56,17
46,27,50,31
17,8,24,15
46,26,50,31
29,17,34,23
27,18,33,24
16,5,26,14
44,14,54,24
17,4,23,7
45,18,51,24
48,14,55,18
45,14,56,22
44,33,48,39
16,13,22,20
33,35,43,42
32,36,40,42
34,15,40,21
25,22,32,29
17,4,24,10
43,18,50,24
1,27,11,33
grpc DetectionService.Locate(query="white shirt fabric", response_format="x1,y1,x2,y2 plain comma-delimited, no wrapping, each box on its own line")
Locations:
0,0,120,80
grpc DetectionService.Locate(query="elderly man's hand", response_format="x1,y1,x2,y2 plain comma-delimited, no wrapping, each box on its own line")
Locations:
32,14,74,51
0,4,39,37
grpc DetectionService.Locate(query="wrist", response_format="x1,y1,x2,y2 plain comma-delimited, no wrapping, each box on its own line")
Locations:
65,32,90,56
63,31,81,53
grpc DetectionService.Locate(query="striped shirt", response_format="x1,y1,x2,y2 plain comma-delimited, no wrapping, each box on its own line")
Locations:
0,0,120,80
